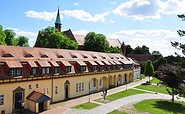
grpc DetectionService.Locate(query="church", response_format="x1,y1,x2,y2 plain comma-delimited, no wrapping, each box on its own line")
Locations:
0,8,140,114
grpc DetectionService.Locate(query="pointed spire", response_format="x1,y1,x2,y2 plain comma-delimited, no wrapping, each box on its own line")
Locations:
55,7,62,32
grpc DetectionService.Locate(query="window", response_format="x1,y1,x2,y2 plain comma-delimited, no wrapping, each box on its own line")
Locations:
79,83,81,92
80,66,86,72
93,79,96,87
100,65,104,71
10,68,22,77
55,86,58,94
82,83,84,91
76,83,78,92
0,95,4,105
113,65,116,70
42,67,50,74
92,65,97,71
29,85,32,89
32,68,37,75
66,66,71,73
54,67,59,74
117,65,122,70
36,84,39,88
107,65,111,70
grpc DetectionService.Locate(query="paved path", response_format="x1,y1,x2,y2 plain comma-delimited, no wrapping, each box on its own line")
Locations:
64,93,185,114
42,78,149,114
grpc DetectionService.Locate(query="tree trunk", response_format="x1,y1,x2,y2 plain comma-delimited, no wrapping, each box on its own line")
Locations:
172,88,174,103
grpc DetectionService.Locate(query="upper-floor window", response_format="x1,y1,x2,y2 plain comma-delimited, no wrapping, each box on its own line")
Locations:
32,68,37,75
80,66,86,72
66,66,71,73
54,67,59,74
113,65,116,70
55,86,58,94
42,67,50,75
10,68,22,77
36,84,39,88
117,65,122,70
100,65,104,71
76,83,78,92
79,83,81,92
92,65,97,71
0,95,4,105
29,85,32,89
107,65,111,70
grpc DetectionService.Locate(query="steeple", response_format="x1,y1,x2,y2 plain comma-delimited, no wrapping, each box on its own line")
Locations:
55,7,62,32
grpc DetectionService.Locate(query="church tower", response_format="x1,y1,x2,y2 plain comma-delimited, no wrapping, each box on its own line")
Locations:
55,7,62,32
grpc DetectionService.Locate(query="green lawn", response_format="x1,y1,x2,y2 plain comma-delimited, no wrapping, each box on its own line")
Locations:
135,84,168,94
72,102,100,110
151,77,161,84
95,89,147,103
134,99,185,114
108,110,127,114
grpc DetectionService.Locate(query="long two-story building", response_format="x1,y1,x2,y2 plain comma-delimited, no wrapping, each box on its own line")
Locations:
0,45,134,113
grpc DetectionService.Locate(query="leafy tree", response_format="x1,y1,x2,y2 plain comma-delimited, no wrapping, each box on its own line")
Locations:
16,36,29,47
0,25,6,45
84,32,109,52
35,26,78,49
125,45,133,55
4,29,16,45
177,14,185,37
142,45,150,54
132,45,150,54
144,60,154,82
158,65,185,102
153,57,167,70
108,46,121,53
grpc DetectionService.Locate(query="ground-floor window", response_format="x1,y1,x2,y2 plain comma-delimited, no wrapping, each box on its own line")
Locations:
0,94,4,105
76,82,84,92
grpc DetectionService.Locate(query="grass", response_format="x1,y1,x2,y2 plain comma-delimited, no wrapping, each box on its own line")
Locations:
134,99,185,114
150,77,161,84
135,84,168,94
108,110,127,114
95,89,147,103
72,102,100,110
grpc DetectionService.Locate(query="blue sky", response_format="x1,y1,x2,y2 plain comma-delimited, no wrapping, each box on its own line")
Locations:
1,0,185,56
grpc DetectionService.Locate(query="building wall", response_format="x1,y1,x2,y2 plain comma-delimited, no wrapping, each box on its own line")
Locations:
26,100,35,112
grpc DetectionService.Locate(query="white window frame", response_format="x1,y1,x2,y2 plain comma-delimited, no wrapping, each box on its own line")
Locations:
0,95,4,105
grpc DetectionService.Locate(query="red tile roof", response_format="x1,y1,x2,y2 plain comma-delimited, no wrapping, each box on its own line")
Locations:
127,54,155,64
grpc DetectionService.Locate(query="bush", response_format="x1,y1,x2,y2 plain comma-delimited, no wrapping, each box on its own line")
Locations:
140,74,145,80
153,71,158,77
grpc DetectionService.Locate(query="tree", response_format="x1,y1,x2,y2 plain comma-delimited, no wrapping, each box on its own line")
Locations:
0,25,6,45
35,26,78,49
132,45,150,54
4,29,16,45
84,32,109,52
158,65,185,102
153,57,167,70
16,36,29,47
108,46,121,53
144,60,154,82
125,45,133,55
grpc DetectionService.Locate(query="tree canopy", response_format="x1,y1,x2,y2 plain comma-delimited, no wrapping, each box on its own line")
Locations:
125,45,150,55
144,60,154,81
4,29,16,46
35,26,78,50
0,25,6,45
84,32,109,52
16,36,29,47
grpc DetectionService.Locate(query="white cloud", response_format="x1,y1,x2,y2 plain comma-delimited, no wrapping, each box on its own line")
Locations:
9,27,37,47
110,19,115,23
73,30,89,35
110,1,116,5
74,3,79,6
113,0,185,20
25,10,62,21
108,29,185,56
61,10,110,22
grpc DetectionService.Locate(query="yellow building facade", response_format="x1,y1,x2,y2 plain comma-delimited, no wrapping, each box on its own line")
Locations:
0,45,134,113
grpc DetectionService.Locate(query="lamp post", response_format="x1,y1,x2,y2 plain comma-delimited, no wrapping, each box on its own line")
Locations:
89,81,90,103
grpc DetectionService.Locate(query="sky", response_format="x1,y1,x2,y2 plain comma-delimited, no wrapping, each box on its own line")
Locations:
1,0,185,56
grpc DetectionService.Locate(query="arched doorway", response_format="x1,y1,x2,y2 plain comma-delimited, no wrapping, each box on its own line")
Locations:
109,75,114,88
123,74,127,84
117,74,122,86
99,77,108,90
64,80,70,99
114,75,117,86
129,73,133,82
89,78,98,93
13,86,25,112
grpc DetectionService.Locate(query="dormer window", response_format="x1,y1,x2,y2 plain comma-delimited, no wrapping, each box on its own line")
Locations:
116,57,119,59
92,56,97,59
83,55,88,58
102,57,106,59
80,66,86,72
58,55,64,58
25,54,34,58
2,54,13,57
110,57,114,59
121,57,124,59
41,55,48,58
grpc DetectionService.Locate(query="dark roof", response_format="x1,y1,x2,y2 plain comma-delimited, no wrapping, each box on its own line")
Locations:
27,91,50,103
127,54,155,64
55,8,61,24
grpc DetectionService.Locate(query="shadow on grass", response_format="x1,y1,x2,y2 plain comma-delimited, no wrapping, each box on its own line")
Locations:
153,100,185,113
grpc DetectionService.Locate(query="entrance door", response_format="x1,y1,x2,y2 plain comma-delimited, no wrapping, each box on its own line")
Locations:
65,84,69,99
14,91,23,110
39,102,44,113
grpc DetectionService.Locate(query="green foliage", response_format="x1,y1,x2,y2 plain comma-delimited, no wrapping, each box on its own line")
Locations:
16,36,29,47
73,102,100,110
0,25,6,45
153,57,167,70
35,26,78,49
108,46,121,53
84,32,109,52
108,110,127,114
133,45,150,54
135,85,168,94
4,29,16,45
144,60,154,78
125,45,133,54
134,99,185,114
